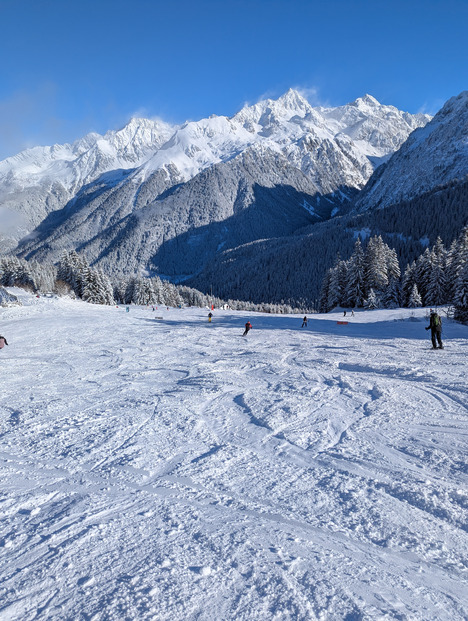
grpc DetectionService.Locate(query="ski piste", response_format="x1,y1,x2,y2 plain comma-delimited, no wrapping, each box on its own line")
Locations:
1,288,467,620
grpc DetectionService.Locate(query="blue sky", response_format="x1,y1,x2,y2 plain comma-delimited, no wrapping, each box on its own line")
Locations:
0,0,467,159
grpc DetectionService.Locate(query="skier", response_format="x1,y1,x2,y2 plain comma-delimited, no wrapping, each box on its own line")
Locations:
242,321,252,336
343,310,347,317
0,335,8,349
208,312,213,323
425,309,443,349
302,316,308,327
351,309,355,317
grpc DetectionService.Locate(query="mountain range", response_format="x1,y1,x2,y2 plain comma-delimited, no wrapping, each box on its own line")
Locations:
1,89,467,305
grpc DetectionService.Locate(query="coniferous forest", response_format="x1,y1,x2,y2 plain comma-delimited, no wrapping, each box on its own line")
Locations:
2,222,467,323
0,251,303,315
318,226,468,323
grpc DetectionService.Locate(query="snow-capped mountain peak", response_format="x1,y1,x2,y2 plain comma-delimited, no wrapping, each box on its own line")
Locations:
0,90,431,249
355,90,468,211
353,93,381,108
275,88,312,113
232,89,314,130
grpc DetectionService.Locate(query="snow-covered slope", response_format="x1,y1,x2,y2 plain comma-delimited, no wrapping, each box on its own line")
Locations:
1,291,468,620
17,147,329,276
0,90,429,251
355,91,468,211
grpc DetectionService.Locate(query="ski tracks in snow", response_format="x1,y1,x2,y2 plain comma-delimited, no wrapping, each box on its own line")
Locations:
1,300,468,620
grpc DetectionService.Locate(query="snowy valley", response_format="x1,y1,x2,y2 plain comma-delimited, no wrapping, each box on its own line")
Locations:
1,290,468,620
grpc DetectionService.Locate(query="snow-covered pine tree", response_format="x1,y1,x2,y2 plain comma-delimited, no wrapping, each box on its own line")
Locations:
112,278,128,305
151,276,166,305
0,256,20,286
73,253,91,298
364,236,389,297
426,238,448,306
453,227,468,323
401,261,417,307
364,288,380,309
414,248,432,305
30,260,56,292
408,283,422,308
17,259,35,290
162,279,181,307
124,277,137,305
81,269,114,305
81,270,102,304
448,225,468,303
381,277,401,308
344,239,366,308
327,258,347,310
445,238,460,302
0,285,21,306
318,269,332,313
133,277,156,305
336,259,349,307
385,245,401,283
453,259,468,323
96,269,115,305
56,251,75,289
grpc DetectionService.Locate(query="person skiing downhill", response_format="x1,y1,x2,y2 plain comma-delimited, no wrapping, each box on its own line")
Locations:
0,335,8,349
242,321,252,336
302,316,308,327
208,312,213,323
426,309,443,349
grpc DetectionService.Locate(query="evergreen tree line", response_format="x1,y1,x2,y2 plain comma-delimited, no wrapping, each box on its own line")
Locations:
318,226,468,323
0,255,56,293
0,251,304,314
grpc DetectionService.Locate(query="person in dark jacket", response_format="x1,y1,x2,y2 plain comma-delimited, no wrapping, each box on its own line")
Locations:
302,316,308,327
426,310,443,349
0,335,8,349
208,312,213,323
242,321,252,336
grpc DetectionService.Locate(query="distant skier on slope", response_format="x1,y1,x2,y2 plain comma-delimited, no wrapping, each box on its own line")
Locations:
302,316,308,327
0,335,9,349
426,309,443,349
208,312,213,323
242,321,252,336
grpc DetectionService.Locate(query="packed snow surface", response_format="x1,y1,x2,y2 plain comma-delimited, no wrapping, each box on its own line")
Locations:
1,291,468,620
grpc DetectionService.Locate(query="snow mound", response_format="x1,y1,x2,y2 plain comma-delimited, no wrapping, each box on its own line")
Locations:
0,286,21,307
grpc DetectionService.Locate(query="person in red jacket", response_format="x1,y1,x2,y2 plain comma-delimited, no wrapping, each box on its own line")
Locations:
242,321,252,336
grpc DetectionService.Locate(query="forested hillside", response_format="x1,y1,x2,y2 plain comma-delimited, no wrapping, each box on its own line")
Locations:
188,176,468,307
